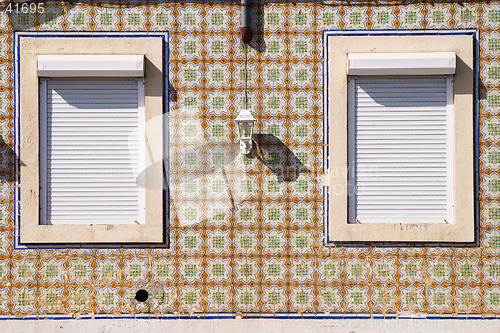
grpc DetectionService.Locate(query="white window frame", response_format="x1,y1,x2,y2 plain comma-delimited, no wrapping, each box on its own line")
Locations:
324,32,475,243
18,36,164,243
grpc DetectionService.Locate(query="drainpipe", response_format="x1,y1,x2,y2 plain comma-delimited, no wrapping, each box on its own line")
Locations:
240,0,252,43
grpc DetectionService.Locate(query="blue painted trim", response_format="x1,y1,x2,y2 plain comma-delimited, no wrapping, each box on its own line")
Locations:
323,29,477,37
164,31,171,247
473,29,481,246
322,29,479,247
14,31,22,249
322,29,329,245
13,31,170,250
0,311,496,320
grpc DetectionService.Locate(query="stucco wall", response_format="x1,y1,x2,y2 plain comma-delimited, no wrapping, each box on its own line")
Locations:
0,0,499,319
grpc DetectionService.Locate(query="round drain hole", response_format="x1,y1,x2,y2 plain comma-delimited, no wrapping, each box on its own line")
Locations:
135,289,149,302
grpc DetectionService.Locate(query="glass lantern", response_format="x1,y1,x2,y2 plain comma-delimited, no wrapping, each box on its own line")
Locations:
235,109,256,154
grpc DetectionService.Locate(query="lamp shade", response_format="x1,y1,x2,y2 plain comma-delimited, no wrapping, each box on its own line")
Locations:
235,109,256,139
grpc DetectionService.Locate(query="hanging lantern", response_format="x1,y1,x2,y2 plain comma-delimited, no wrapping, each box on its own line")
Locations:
235,109,256,155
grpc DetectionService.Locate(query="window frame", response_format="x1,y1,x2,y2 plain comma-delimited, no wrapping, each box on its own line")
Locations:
324,32,476,243
18,36,164,243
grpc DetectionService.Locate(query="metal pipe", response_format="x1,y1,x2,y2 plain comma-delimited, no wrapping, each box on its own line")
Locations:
240,0,252,43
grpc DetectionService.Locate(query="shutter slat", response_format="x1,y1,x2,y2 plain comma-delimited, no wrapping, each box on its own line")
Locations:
50,192,140,196
49,128,140,134
49,144,138,148
49,107,140,112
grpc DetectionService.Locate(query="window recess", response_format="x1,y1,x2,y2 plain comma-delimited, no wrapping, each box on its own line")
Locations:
39,78,146,225
324,33,474,243
347,52,455,225
38,55,146,226
348,75,454,224
19,36,164,243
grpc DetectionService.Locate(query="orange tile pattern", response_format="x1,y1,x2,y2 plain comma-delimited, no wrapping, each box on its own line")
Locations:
0,0,497,318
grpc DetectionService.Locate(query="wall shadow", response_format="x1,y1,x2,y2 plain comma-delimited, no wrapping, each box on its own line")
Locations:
0,135,21,183
251,133,309,182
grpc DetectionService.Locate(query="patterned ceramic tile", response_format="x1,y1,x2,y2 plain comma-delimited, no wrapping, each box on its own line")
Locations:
0,11,10,32
11,286,37,315
289,285,316,313
177,7,204,33
207,285,232,313
370,6,397,30
150,6,173,31
483,88,500,115
261,285,286,313
456,286,482,315
233,285,260,313
397,285,425,314
482,31,500,59
481,59,500,86
425,4,452,29
288,4,316,33
121,6,148,31
0,0,498,319
483,285,500,314
345,285,371,313
480,145,500,172
343,6,370,30
263,6,286,34
205,7,233,32
93,6,121,31
317,285,343,314
482,2,500,30
452,3,481,29
0,34,10,60
11,259,37,285
426,285,454,314
454,254,482,285
65,5,93,31
481,116,500,144
397,4,424,29
0,284,9,314
316,6,342,31
371,284,399,315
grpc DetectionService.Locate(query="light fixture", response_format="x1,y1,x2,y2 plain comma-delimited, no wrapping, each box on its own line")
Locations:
235,109,256,155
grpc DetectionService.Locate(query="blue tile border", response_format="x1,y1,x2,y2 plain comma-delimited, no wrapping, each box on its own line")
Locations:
322,29,480,247
13,31,170,250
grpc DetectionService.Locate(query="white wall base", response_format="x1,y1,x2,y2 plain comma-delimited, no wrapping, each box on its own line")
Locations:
1,319,499,333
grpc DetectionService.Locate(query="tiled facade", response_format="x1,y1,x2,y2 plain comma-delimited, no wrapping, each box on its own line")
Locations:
0,0,498,319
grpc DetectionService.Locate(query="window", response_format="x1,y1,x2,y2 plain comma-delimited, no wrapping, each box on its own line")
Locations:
39,62,146,226
347,53,455,224
19,36,164,243
324,32,475,243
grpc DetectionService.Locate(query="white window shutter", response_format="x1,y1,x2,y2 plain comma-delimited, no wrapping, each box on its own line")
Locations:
348,76,453,224
40,78,145,225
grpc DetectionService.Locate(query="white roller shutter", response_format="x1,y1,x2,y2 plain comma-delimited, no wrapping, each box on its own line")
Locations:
348,76,453,224
40,78,145,225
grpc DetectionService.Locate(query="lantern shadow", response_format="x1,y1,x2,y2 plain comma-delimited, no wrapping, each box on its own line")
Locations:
251,133,309,182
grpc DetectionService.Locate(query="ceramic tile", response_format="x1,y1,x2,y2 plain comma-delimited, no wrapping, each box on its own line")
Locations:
1,0,498,319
